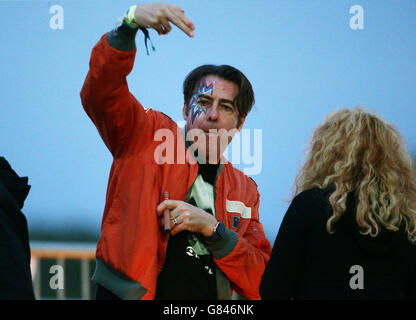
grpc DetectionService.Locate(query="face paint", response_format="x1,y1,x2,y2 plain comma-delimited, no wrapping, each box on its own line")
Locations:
188,79,214,125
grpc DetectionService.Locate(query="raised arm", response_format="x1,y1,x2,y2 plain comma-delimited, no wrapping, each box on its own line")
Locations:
80,3,194,158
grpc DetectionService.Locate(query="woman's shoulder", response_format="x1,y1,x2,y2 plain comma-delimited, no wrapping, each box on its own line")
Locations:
285,187,333,222
292,187,332,208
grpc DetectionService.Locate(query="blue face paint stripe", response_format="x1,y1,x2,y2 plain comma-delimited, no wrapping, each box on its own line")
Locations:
191,105,206,124
188,79,214,125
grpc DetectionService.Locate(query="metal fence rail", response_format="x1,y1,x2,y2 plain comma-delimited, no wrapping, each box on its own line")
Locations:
30,241,96,300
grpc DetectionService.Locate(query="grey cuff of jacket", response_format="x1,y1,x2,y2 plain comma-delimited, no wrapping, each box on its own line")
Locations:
92,258,147,300
107,22,139,51
205,228,238,259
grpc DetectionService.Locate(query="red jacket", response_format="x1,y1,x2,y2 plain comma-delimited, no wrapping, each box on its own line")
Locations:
80,33,272,300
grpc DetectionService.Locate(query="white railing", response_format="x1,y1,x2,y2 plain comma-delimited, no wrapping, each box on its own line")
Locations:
30,241,96,300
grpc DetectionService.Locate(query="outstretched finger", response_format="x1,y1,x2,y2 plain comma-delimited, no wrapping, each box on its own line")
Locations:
172,7,195,31
167,7,195,37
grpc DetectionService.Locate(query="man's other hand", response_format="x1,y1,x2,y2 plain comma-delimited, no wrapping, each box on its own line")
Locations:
157,200,217,236
134,2,195,37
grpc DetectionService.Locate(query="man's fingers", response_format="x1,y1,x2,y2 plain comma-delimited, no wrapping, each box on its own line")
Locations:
170,213,183,229
151,22,164,36
167,7,194,37
159,215,165,230
159,16,172,35
156,199,180,215
170,219,187,236
169,205,187,220
172,7,195,31
133,3,194,37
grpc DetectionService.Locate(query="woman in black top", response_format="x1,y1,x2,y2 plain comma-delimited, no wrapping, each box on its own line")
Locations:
260,108,416,299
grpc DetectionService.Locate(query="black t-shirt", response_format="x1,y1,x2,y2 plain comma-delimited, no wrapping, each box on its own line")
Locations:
155,164,219,300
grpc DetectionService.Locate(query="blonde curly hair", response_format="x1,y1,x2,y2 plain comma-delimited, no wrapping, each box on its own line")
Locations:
293,108,416,242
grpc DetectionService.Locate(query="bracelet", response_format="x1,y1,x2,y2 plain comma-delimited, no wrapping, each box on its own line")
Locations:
213,221,220,233
205,221,225,242
123,5,139,29
121,5,155,55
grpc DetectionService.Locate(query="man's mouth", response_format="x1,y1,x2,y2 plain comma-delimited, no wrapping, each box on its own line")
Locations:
202,128,219,135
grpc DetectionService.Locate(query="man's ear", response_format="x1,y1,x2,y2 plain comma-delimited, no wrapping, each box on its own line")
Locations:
182,102,188,120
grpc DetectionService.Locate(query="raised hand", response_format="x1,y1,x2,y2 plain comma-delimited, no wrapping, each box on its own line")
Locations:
134,2,195,37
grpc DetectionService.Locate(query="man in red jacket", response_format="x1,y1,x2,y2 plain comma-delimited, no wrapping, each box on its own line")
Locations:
81,2,271,300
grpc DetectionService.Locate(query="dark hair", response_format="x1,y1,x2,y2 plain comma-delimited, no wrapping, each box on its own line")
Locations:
183,65,255,127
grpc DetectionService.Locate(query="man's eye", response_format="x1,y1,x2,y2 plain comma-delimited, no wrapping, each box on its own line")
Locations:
198,100,208,106
222,105,233,112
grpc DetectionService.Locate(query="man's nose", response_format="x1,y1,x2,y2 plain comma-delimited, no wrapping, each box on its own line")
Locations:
207,102,219,122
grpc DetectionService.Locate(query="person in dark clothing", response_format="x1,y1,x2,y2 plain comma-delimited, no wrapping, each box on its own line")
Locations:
260,108,416,300
0,157,35,299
